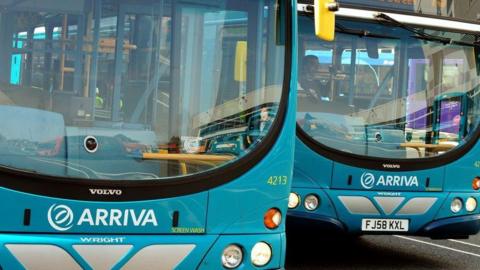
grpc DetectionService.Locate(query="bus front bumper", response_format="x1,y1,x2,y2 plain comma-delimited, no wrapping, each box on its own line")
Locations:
0,233,286,270
420,214,480,239
286,211,346,234
287,188,480,239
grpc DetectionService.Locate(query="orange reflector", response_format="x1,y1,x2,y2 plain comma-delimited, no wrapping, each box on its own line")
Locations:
264,208,282,230
473,177,480,190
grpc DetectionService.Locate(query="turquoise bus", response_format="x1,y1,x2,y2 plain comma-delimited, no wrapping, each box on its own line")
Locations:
0,0,304,269
289,0,480,239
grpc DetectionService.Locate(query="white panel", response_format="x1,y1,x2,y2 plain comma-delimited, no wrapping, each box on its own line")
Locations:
73,245,133,270
374,197,405,215
6,244,82,270
397,197,438,215
121,245,196,270
338,196,380,215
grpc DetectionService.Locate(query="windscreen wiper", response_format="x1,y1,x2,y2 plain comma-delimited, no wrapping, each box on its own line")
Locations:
412,34,480,47
336,24,399,40
375,13,480,47
374,13,452,44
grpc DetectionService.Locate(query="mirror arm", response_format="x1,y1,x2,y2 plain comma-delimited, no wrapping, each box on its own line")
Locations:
327,2,339,12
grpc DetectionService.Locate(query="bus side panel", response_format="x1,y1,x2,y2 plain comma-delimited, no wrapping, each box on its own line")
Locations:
293,138,333,189
207,2,298,233
206,77,296,234
444,141,480,192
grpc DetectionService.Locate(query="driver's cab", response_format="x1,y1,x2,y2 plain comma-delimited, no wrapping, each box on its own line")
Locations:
297,2,480,160
297,14,405,157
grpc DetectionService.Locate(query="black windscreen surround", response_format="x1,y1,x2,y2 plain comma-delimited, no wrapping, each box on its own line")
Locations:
0,0,286,181
0,0,293,201
296,13,480,170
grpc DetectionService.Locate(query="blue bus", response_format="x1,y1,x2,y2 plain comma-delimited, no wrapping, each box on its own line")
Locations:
0,0,301,268
289,0,480,239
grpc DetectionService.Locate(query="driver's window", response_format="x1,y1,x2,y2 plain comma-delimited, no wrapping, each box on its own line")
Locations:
299,48,332,102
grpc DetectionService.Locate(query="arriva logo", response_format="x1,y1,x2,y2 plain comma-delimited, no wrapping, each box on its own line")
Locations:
47,204,158,231
360,173,376,189
360,172,419,190
48,204,75,231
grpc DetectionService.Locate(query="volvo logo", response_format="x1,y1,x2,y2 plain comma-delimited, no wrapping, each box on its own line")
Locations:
360,172,376,189
48,204,74,231
383,163,401,169
89,188,122,196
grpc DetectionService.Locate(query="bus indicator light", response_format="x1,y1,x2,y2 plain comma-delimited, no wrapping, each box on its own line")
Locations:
264,208,282,229
473,177,480,190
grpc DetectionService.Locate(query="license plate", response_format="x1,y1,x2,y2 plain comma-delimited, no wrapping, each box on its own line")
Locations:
361,219,409,232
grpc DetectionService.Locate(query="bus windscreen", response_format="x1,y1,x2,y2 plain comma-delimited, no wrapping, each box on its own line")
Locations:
0,0,286,181
297,15,480,160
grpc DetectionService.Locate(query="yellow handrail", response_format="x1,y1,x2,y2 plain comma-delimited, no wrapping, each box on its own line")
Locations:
142,153,234,176
142,153,234,162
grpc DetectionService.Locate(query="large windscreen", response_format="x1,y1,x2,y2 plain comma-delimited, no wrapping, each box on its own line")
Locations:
0,0,286,180
297,14,480,159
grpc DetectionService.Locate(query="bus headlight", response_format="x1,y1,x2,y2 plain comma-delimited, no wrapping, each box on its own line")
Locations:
288,193,300,209
466,197,477,212
251,242,272,267
304,194,319,211
222,244,243,269
451,198,463,213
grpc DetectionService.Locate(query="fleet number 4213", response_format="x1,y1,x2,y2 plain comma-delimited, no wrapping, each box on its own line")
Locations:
267,176,288,186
